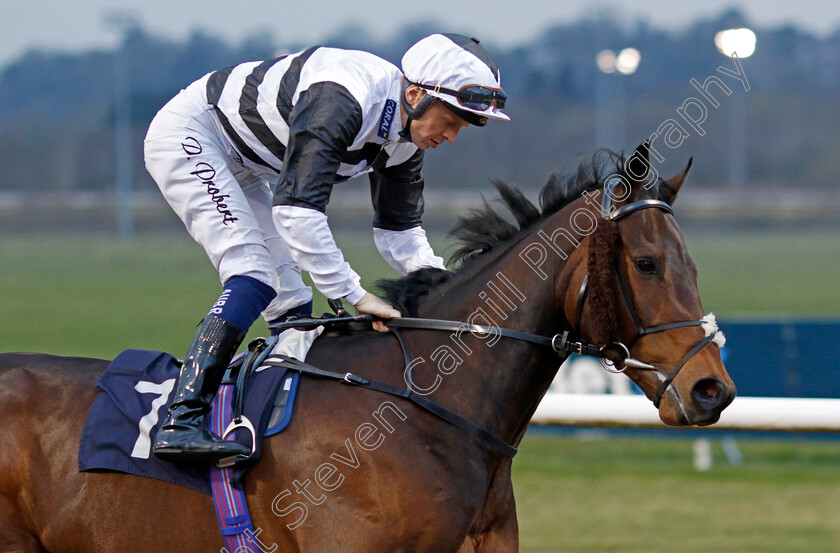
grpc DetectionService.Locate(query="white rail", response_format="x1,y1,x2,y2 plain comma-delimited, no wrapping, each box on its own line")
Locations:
532,394,840,432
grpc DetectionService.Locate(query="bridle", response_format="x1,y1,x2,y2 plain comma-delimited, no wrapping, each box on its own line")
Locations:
569,182,725,407
270,186,726,409
265,183,726,457
383,184,725,408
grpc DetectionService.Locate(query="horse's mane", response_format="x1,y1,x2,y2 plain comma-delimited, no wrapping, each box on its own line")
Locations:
377,149,659,316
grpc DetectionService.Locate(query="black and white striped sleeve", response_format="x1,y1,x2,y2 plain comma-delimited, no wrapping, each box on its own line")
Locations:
370,150,446,274
271,80,369,304
369,148,426,231
272,81,363,211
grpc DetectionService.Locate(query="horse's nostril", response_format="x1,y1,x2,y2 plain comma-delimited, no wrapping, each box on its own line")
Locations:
701,379,719,398
692,378,726,409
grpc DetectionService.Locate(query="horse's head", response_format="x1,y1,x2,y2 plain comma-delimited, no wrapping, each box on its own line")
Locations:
567,142,736,426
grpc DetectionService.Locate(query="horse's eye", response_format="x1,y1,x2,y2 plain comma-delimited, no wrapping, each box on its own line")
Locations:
635,258,658,275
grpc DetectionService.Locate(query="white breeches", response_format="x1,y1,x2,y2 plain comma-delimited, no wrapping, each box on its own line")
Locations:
143,78,312,321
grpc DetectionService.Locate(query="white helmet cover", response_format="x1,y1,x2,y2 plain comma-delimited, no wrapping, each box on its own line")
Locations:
401,33,509,125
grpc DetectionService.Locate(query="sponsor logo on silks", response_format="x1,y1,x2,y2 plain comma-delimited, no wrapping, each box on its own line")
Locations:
378,99,397,139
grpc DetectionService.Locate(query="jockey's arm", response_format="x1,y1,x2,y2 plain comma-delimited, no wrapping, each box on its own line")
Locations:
271,81,399,322
369,149,446,275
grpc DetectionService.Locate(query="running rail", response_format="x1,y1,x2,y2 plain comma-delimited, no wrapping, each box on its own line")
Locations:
532,394,840,432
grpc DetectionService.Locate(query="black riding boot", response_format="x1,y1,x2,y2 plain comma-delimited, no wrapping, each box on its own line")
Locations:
153,315,251,463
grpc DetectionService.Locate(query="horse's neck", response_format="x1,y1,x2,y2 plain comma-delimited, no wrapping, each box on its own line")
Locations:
417,205,587,446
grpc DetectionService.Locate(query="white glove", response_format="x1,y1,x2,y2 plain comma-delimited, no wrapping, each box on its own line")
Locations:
353,292,401,332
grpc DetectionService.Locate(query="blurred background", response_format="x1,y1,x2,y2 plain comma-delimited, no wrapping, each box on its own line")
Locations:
1,1,838,551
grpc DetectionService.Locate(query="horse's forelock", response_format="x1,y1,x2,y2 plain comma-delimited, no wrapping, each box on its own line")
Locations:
585,219,620,346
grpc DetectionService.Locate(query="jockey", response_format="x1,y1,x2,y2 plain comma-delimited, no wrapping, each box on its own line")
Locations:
144,33,509,463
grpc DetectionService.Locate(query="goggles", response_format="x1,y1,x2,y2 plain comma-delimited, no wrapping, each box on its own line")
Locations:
412,82,507,112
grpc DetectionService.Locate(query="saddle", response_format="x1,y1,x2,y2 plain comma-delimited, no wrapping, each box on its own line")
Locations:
221,336,297,443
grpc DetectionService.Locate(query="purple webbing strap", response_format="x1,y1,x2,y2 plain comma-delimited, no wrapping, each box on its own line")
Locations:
209,384,255,552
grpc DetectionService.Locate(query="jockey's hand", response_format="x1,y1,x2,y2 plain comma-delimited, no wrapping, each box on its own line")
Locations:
353,292,401,333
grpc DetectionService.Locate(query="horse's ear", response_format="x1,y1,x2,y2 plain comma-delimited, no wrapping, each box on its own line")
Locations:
660,157,693,206
623,141,655,202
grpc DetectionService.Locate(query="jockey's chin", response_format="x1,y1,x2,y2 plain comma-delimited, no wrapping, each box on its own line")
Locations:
408,100,469,150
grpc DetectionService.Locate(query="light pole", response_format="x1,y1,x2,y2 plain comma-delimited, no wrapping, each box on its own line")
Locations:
104,11,139,241
594,48,641,151
715,28,756,191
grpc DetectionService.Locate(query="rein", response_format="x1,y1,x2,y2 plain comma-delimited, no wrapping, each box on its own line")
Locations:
264,310,650,460
258,353,519,457
264,189,723,457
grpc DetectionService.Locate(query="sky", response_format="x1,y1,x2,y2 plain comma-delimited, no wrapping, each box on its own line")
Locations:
3,0,840,68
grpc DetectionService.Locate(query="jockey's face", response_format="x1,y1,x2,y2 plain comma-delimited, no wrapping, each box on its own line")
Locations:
403,87,470,150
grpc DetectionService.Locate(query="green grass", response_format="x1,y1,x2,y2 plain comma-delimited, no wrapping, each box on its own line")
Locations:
687,232,840,317
513,433,840,553
0,233,396,358
1,230,837,358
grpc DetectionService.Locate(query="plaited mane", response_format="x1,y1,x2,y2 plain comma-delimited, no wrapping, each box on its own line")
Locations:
586,219,620,345
378,149,661,317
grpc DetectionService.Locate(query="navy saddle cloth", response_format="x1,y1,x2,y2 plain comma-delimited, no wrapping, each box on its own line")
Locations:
78,348,299,495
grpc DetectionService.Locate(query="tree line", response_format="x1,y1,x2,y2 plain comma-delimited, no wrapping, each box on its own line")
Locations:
1,8,838,195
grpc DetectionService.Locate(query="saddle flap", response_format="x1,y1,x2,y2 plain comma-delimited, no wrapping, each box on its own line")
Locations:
265,371,300,436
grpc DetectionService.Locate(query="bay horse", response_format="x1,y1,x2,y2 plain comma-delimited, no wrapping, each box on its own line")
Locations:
0,143,734,553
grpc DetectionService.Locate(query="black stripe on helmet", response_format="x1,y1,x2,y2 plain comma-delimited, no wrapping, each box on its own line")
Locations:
440,33,499,81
